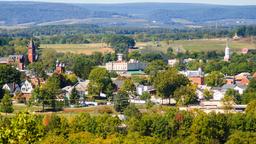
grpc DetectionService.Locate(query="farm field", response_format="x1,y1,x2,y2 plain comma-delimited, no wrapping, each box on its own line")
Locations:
137,38,256,53
40,38,256,54
40,43,114,54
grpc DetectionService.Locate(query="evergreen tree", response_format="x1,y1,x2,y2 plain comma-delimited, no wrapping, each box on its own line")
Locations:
0,92,14,113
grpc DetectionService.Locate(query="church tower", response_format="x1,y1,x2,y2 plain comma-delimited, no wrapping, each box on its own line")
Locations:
28,39,36,63
224,40,230,62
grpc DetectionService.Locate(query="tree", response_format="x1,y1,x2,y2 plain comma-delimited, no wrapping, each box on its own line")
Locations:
205,71,225,87
128,50,141,60
153,68,190,104
225,89,241,104
221,95,236,112
226,131,256,144
0,65,21,86
242,79,256,104
203,89,213,100
124,104,142,119
88,67,113,97
32,74,63,111
28,62,47,78
72,57,94,79
113,91,129,112
120,78,136,98
144,60,167,77
0,92,14,113
174,85,198,106
0,112,45,143
106,35,135,54
70,88,80,105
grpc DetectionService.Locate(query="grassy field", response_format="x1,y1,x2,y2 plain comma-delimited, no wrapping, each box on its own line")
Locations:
40,38,256,54
137,38,256,53
40,43,114,54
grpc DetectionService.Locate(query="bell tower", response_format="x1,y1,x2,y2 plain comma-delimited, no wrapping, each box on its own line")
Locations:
28,39,36,63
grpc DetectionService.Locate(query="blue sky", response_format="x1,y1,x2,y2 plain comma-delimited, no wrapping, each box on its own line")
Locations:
1,0,256,5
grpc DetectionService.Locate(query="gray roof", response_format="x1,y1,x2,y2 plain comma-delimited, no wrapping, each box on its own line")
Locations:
222,84,236,90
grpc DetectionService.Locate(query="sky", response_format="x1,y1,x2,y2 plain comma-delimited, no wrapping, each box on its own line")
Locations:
1,0,256,5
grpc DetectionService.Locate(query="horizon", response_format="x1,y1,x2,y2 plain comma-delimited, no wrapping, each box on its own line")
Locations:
0,0,256,6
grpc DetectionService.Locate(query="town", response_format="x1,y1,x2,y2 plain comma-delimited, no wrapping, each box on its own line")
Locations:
1,1,256,143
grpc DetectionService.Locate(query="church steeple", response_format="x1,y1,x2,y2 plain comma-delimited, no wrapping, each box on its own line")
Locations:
28,39,36,63
224,39,230,62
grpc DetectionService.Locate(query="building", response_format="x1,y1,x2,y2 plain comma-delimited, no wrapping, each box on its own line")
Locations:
136,85,155,96
20,80,34,94
28,39,37,63
180,68,204,85
224,41,230,62
2,83,21,95
233,33,240,40
168,59,179,67
55,60,65,74
106,53,147,73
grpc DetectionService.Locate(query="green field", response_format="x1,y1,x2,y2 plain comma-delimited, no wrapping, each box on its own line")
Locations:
40,38,256,54
40,43,114,54
137,38,256,53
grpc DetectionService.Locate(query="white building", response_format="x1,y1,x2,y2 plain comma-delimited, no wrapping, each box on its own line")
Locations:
168,59,179,67
106,53,147,73
224,41,231,61
136,85,155,96
2,83,20,95
21,80,33,94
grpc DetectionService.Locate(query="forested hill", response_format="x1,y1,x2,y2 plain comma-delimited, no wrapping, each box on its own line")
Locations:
1,1,256,26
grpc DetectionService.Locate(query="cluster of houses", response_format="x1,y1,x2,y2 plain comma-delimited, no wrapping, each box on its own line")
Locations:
0,37,254,113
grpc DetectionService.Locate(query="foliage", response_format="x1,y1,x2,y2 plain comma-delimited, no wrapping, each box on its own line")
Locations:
203,89,213,100
105,35,135,53
242,79,256,104
153,68,190,102
0,65,21,86
144,60,167,77
0,92,13,113
69,88,80,105
113,91,129,112
205,71,225,87
174,85,198,106
124,104,142,119
88,67,114,97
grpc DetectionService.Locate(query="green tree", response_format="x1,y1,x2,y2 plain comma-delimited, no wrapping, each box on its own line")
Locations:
203,89,213,100
70,88,80,105
0,65,21,86
120,78,136,98
0,92,14,113
28,62,47,78
174,85,198,106
153,68,190,104
225,89,241,104
205,71,225,87
88,67,113,97
144,60,167,77
242,79,256,104
113,91,129,112
106,35,135,54
124,104,142,119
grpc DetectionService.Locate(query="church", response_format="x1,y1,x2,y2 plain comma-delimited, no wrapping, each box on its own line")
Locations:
0,39,37,70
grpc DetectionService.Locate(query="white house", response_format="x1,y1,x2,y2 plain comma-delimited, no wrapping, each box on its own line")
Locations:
20,80,33,94
168,59,179,67
136,85,155,96
2,83,20,95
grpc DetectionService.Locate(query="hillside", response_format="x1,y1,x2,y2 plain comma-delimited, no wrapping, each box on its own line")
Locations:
0,2,256,27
